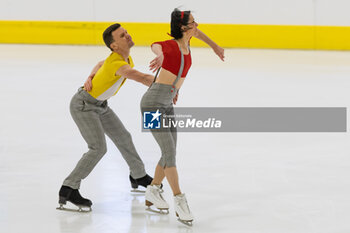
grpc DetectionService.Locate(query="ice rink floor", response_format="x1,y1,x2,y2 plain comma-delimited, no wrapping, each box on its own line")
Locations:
1,44,350,233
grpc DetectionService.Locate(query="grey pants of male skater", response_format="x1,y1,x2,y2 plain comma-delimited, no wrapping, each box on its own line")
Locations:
63,88,146,189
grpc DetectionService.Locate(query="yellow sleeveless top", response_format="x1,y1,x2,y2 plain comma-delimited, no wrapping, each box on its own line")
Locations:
88,52,134,100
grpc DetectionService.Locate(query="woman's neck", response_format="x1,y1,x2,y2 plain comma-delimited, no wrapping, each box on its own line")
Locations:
176,35,191,54
176,36,190,47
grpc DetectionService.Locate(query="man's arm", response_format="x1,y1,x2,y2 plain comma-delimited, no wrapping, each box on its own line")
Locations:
116,65,154,87
84,60,104,91
194,29,225,61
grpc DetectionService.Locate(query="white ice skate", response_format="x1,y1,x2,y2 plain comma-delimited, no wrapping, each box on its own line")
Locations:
174,193,194,226
145,185,169,214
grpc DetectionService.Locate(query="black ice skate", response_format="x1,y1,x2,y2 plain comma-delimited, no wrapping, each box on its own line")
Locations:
129,174,163,193
56,185,92,212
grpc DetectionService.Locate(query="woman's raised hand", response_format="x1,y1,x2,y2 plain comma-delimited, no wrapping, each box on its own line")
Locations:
149,54,164,73
213,45,225,61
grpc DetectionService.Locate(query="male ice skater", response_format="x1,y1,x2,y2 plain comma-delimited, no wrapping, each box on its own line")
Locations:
57,23,156,212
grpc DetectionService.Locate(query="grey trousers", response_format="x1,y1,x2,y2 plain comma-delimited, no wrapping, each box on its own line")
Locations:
63,88,146,189
140,83,177,168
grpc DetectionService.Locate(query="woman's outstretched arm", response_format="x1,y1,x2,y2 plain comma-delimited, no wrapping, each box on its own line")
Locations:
194,29,225,61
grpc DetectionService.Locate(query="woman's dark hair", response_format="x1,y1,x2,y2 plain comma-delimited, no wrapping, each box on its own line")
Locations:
103,23,121,51
170,8,191,39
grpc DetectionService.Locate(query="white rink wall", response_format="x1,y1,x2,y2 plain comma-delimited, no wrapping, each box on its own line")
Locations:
0,0,349,26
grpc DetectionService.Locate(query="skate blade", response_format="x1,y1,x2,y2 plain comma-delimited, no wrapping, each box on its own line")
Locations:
177,218,193,227
131,188,164,193
130,188,146,193
146,206,169,215
176,212,193,226
56,204,92,213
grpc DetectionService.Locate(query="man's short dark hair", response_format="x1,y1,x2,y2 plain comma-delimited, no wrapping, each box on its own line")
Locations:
103,23,121,51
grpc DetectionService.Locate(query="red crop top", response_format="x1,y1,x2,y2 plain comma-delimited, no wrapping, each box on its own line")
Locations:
152,40,192,78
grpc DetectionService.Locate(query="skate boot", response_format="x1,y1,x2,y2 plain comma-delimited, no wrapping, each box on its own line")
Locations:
56,185,92,212
174,193,194,226
145,185,169,214
129,174,163,193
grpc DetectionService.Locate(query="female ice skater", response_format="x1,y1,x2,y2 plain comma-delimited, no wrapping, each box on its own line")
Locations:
141,8,225,225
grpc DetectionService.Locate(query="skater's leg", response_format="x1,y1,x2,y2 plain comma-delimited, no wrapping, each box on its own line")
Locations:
100,107,146,179
63,94,107,189
150,123,193,223
162,108,181,195
164,166,181,196
147,112,193,221
148,126,182,195
144,126,177,213
150,127,176,168
151,165,181,195
151,164,165,185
